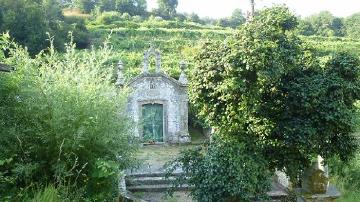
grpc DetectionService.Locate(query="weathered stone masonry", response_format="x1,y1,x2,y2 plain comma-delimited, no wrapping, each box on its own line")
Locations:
117,47,191,144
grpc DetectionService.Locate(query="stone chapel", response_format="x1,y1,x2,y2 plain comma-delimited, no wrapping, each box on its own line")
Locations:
116,47,191,144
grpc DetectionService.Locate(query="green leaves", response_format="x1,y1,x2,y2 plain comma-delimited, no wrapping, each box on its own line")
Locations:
166,135,271,202
190,6,360,183
0,34,138,200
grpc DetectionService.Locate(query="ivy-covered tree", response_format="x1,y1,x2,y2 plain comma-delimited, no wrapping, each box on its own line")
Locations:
166,135,271,202
190,6,360,181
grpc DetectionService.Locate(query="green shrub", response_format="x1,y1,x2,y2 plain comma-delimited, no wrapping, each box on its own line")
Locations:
0,34,138,200
96,11,123,25
330,153,360,191
113,21,141,29
64,16,90,49
29,185,61,202
165,135,271,202
121,13,131,20
190,6,360,182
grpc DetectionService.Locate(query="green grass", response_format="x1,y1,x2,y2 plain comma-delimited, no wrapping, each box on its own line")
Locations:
336,191,360,202
137,144,198,167
87,25,231,79
135,130,206,171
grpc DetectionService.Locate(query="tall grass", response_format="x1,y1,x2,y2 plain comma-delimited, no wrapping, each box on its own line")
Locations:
0,33,138,201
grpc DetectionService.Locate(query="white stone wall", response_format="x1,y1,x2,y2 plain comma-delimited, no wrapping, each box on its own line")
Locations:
127,74,189,143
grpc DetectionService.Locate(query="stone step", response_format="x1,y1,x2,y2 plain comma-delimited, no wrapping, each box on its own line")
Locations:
127,184,287,200
127,184,192,192
267,190,288,200
126,171,182,178
126,176,177,186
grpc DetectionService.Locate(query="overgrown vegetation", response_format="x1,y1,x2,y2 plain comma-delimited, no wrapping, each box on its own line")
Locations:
166,135,271,202
176,6,360,200
0,0,360,201
0,0,90,55
0,34,138,201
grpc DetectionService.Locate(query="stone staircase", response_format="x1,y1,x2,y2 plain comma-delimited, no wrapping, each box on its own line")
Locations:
126,172,191,193
125,171,289,201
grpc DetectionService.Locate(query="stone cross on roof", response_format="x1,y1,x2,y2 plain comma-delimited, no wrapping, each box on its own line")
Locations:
143,46,161,73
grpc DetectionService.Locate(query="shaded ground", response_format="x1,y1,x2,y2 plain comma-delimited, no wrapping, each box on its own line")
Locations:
134,144,197,173
133,191,193,202
127,128,288,201
125,128,206,201
130,127,207,174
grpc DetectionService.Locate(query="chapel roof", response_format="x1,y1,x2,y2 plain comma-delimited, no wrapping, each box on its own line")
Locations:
117,47,188,87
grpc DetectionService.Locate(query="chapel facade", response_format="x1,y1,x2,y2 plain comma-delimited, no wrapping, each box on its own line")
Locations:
116,47,191,144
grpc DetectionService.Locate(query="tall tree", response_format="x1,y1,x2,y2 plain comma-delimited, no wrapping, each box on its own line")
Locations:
190,6,359,182
157,0,178,18
304,11,345,37
345,12,360,39
229,8,246,28
0,0,88,55
0,0,51,55
76,0,97,13
98,0,116,12
115,0,147,16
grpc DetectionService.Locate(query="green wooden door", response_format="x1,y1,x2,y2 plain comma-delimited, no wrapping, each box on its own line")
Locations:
142,104,163,142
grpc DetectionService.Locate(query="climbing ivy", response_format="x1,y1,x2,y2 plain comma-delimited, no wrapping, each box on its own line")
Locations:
190,6,360,182
165,134,271,202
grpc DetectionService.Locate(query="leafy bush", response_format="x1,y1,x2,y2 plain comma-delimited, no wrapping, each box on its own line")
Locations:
113,21,141,29
0,34,138,200
0,0,90,55
330,152,360,191
29,185,61,202
165,135,271,202
345,13,360,39
96,11,123,25
190,6,360,182
330,103,360,198
63,16,90,49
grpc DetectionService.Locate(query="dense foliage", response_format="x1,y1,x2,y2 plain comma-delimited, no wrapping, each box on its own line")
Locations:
166,134,271,202
0,34,138,200
298,11,345,37
190,6,360,181
75,0,147,15
156,0,178,19
217,9,246,28
0,0,89,55
297,10,360,39
344,12,360,39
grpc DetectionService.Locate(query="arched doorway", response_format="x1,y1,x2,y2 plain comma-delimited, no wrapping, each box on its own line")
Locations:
141,103,164,142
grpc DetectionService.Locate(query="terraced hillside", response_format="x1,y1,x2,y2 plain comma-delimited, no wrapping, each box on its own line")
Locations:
85,19,360,81
87,21,232,79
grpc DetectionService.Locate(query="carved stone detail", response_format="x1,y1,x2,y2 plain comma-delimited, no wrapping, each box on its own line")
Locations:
178,60,188,85
116,60,125,86
143,47,161,73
